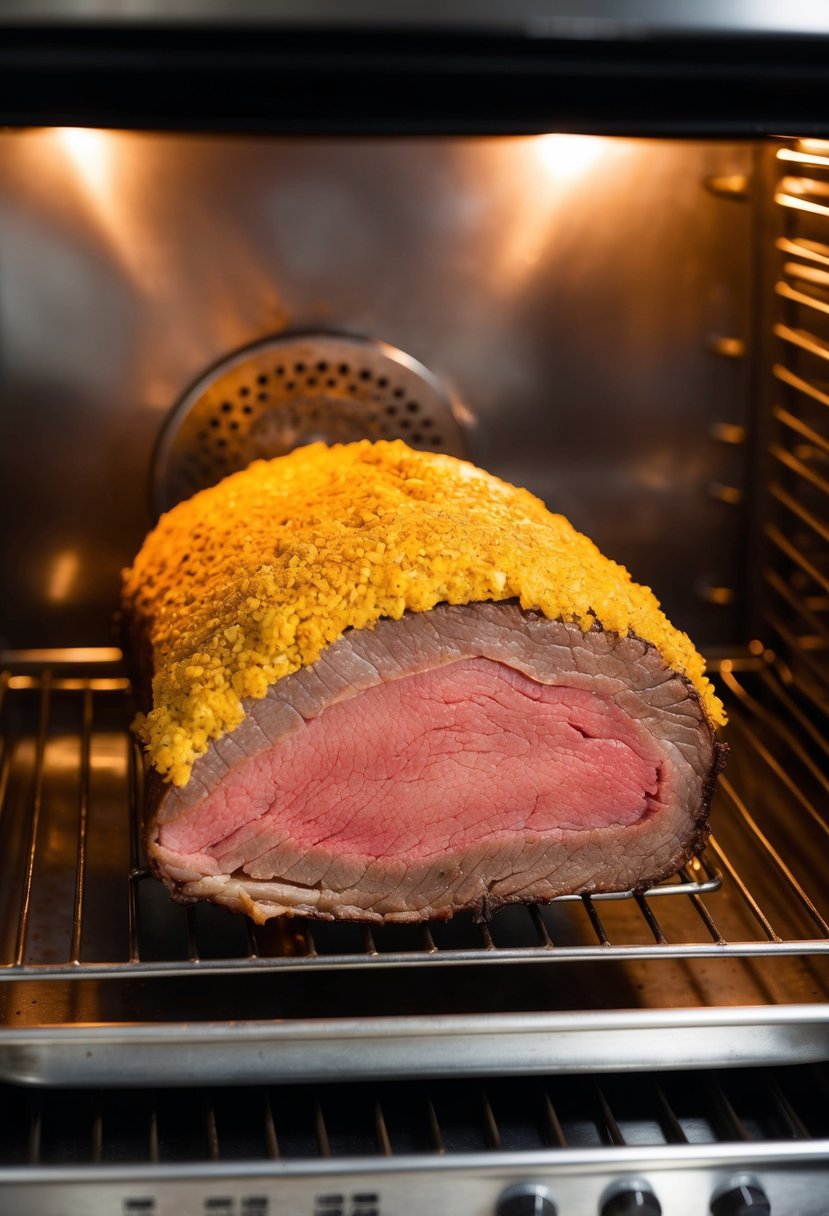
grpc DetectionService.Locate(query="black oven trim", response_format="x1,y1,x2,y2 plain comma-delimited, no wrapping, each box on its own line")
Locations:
2,26,829,135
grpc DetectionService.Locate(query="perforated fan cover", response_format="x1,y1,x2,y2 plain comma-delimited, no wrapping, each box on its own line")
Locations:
153,333,469,515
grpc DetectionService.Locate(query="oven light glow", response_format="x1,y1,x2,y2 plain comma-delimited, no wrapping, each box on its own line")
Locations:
49,125,160,294
798,138,829,156
55,127,112,195
47,549,79,603
778,147,829,168
533,134,608,181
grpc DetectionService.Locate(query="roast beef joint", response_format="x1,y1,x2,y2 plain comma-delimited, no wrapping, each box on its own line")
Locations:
122,441,727,924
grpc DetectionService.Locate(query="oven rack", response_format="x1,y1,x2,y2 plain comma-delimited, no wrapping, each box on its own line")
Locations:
0,660,828,982
1,657,828,1086
2,1065,829,1216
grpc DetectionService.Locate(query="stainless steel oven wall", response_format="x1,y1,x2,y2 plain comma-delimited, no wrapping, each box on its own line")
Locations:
0,132,752,651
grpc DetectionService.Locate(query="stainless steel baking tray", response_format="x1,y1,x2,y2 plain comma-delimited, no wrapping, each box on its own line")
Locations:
0,658,827,1086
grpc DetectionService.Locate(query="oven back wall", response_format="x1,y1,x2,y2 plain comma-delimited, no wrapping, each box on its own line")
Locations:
0,132,752,650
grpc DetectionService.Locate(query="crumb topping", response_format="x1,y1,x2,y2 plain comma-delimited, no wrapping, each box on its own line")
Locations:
123,440,726,785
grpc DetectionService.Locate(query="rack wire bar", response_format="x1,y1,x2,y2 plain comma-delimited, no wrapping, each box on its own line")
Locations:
719,778,829,938
14,674,51,967
70,688,93,965
773,321,829,363
424,1091,446,1155
541,1087,567,1148
763,612,829,705
26,1096,41,1167
765,1071,812,1141
769,442,829,502
528,903,554,948
776,235,829,268
781,260,829,290
185,906,201,964
126,738,142,965
762,659,829,742
758,665,829,771
706,1076,751,1143
634,894,667,946
775,191,829,222
90,1092,103,1165
721,669,829,841
581,896,612,947
776,278,829,318
677,868,727,946
314,1100,331,1158
652,1080,688,1144
773,403,829,456
704,835,781,944
0,667,828,983
773,359,829,407
374,1094,392,1157
765,525,829,598
764,564,829,653
479,1087,501,1150
203,1094,220,1162
262,1092,280,1161
148,1101,160,1165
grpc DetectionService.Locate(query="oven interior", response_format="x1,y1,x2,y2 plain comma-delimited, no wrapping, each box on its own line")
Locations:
1,125,829,1209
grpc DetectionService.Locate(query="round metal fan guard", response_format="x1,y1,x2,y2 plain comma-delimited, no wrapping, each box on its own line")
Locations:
153,332,469,515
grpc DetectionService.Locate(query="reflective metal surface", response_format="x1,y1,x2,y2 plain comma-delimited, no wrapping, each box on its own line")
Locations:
0,131,752,648
153,332,468,515
766,138,829,707
1,1065,828,1215
5,1009,829,1090
3,1157,828,1216
2,0,829,38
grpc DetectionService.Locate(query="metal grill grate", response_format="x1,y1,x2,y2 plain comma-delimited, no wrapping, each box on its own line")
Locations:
0,662,827,981
2,1064,828,1167
770,139,829,709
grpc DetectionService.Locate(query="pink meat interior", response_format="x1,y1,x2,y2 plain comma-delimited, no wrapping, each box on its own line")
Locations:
159,659,662,871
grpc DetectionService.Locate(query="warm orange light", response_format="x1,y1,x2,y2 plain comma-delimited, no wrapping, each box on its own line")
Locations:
533,133,608,182
47,549,79,603
778,147,829,168
798,138,829,156
43,125,283,367
50,126,161,296
484,134,618,293
55,127,113,196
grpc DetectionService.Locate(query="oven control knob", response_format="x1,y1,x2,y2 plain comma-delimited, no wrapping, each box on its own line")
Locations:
711,1178,771,1216
600,1181,661,1216
496,1182,557,1216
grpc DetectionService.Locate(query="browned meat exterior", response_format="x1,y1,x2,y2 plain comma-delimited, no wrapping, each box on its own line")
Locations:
145,603,725,924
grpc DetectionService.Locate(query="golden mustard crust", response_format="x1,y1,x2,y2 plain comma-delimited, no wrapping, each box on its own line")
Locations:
123,440,726,786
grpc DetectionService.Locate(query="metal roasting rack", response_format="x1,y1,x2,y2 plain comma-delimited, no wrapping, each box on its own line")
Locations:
0,653,828,1087
0,662,827,982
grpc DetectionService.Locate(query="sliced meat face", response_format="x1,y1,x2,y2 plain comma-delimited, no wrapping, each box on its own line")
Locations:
146,603,724,924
